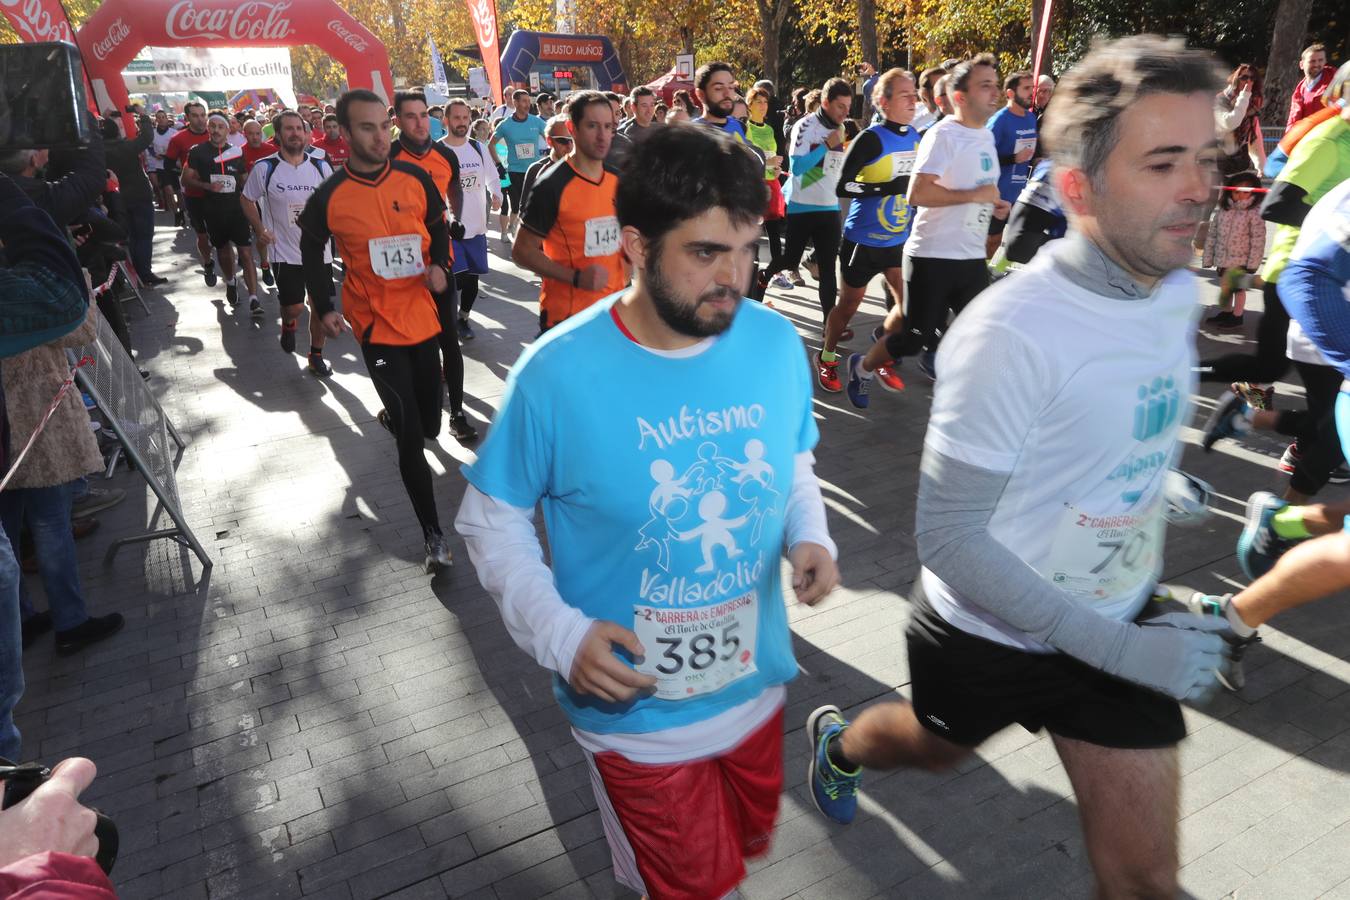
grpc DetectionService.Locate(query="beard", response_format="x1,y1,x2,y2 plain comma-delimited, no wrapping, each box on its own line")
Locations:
708,97,736,119
646,243,740,338
451,124,469,138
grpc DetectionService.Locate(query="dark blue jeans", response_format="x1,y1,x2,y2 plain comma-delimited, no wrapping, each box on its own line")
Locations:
127,198,156,281
0,481,89,634
0,527,22,761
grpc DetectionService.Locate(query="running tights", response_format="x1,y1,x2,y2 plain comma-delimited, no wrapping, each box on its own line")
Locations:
360,338,443,536
1199,281,1292,385
762,211,841,322
433,283,465,416
1274,361,1345,496
456,272,480,316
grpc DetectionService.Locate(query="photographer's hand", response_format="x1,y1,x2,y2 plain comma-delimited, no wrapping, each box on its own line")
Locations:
0,758,100,869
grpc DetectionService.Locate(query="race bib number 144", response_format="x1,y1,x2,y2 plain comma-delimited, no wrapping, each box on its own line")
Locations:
633,594,758,700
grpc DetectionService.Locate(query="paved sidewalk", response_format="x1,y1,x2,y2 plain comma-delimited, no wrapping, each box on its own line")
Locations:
14,213,1350,899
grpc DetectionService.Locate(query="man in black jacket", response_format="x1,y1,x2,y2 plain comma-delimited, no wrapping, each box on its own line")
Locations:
102,110,166,286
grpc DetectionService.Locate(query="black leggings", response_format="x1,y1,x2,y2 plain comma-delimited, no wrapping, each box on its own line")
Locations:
1274,360,1345,496
884,256,989,360
760,211,841,322
433,283,465,415
1199,281,1291,385
360,338,443,536
763,219,785,262
456,272,480,316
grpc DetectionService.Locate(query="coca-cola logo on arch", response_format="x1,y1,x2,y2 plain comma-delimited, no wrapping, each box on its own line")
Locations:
0,0,74,42
327,19,369,53
165,0,296,42
90,16,131,61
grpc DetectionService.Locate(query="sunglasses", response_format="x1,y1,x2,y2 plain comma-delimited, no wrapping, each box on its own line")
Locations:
550,135,573,144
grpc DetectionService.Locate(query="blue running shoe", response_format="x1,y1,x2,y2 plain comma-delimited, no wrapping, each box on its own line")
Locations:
806,704,861,824
1201,393,1252,452
917,351,937,382
845,353,870,410
1237,491,1293,581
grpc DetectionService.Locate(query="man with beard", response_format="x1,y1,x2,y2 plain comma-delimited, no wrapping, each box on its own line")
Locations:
807,37,1235,898
457,123,838,900
164,102,216,284
389,91,477,443
492,89,549,244
312,114,350,166
692,62,753,147
298,89,455,572
441,98,502,342
146,108,181,223
512,92,626,332
241,119,280,288
240,110,335,374
181,113,261,316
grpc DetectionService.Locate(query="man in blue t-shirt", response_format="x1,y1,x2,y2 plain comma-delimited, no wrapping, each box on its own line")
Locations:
491,89,548,240
456,124,838,900
985,70,1038,258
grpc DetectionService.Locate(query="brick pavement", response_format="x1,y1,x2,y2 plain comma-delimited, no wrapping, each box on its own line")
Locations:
13,213,1350,899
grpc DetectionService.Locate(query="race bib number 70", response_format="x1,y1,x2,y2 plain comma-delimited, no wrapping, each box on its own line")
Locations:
633,594,758,700
1044,501,1163,601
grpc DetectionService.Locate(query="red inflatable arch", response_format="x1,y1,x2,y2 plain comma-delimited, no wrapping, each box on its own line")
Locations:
76,0,392,119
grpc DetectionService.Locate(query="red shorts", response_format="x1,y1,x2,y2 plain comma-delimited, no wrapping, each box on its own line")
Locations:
585,708,784,900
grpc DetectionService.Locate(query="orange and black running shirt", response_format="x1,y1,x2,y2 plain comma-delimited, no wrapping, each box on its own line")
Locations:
390,137,465,229
298,160,449,346
520,159,626,328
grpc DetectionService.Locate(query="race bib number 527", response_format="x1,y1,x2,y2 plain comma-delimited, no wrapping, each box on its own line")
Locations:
633,594,758,700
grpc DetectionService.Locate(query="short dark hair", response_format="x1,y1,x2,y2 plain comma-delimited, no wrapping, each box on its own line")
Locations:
445,98,471,114
536,92,555,103
1004,71,1032,93
393,90,428,116
695,62,733,93
630,86,655,101
567,90,612,125
616,123,766,244
822,77,853,103
1043,35,1222,188
603,91,623,104
336,89,386,129
183,101,206,115
512,89,530,102
950,53,998,94
275,109,305,129
322,113,338,125
1303,42,1327,59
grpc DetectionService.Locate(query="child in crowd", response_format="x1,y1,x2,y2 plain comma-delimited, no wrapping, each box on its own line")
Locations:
1203,170,1267,327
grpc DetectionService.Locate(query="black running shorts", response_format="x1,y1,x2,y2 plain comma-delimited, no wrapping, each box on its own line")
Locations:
839,238,905,290
204,206,252,250
275,261,332,307
905,581,1186,750
183,194,209,235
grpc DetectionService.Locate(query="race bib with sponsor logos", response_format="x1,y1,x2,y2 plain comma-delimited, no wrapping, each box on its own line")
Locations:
368,234,424,280
584,215,621,258
633,593,759,700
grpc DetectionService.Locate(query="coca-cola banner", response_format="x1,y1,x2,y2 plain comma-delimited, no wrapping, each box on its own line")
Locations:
464,0,503,107
76,0,391,122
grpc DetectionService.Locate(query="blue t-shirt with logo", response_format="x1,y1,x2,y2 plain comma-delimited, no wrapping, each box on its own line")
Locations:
986,106,1038,203
494,114,548,173
463,295,817,734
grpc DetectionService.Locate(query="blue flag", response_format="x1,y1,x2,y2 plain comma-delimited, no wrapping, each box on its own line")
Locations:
429,37,448,84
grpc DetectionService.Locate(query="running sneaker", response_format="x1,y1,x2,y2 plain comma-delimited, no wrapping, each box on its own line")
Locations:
1237,491,1293,581
1278,442,1300,474
1331,465,1350,485
874,363,905,393
449,412,479,443
917,351,937,382
771,272,795,290
260,265,275,287
249,297,264,318
307,354,333,378
1206,310,1244,328
845,354,870,409
1201,393,1251,451
204,263,218,288
425,534,454,573
174,211,186,228
871,325,885,343
839,328,854,342
816,352,842,393
1185,592,1261,691
280,324,297,354
1231,381,1274,411
376,409,394,435
458,317,475,341
803,258,820,282
806,705,861,824
788,269,806,286
225,281,238,307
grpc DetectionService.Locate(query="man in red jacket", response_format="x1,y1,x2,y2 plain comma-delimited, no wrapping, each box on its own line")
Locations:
1287,43,1338,131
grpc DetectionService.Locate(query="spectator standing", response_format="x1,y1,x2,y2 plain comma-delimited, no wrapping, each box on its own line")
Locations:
1203,171,1267,326
102,110,167,286
1216,64,1266,176
1287,43,1337,131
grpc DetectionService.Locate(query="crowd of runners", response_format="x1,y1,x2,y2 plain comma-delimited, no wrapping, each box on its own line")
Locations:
2,28,1350,899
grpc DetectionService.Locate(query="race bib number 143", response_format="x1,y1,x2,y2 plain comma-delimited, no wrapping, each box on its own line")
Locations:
633,594,758,700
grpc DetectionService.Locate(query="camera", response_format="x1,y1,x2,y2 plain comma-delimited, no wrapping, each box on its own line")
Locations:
0,758,119,875
0,42,96,154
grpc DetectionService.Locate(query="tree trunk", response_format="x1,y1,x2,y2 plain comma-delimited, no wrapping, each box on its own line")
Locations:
756,0,791,88
1030,0,1053,75
680,26,695,57
1263,0,1314,131
857,0,877,66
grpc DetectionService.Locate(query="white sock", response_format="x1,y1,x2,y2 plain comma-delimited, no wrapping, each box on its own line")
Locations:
857,361,875,380
249,294,257,302
225,276,235,285
1223,597,1257,638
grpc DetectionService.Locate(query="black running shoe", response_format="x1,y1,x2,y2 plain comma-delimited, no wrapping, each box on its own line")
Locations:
225,281,237,306
449,412,479,443
261,265,274,286
377,409,394,435
175,211,186,228
458,317,475,340
55,613,125,656
280,325,297,354
307,354,333,378
204,263,218,288
250,297,264,318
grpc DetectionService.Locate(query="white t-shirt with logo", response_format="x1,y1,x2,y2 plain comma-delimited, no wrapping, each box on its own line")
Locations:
904,116,999,261
241,152,334,266
920,240,1199,651
147,125,178,172
445,138,500,239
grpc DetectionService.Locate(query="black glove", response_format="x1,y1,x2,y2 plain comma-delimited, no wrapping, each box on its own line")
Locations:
448,220,466,241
